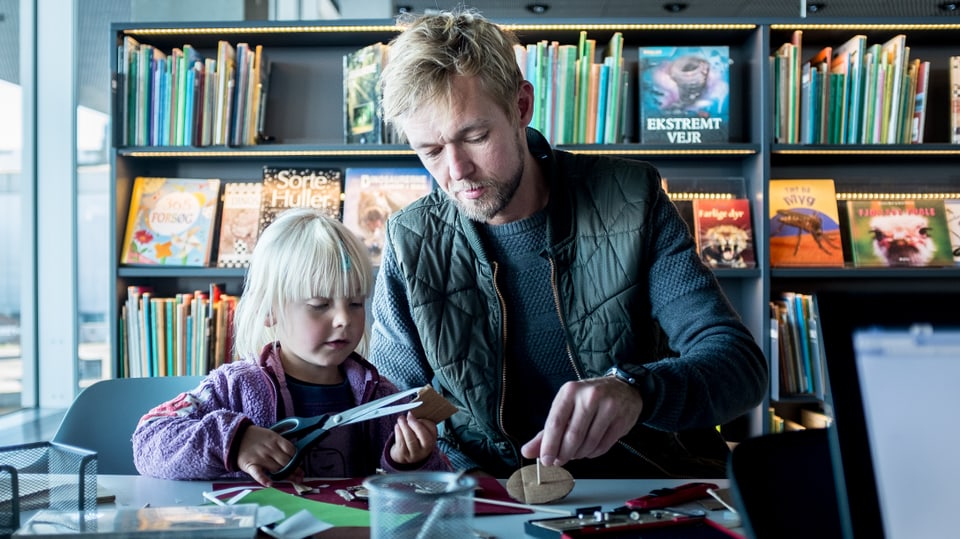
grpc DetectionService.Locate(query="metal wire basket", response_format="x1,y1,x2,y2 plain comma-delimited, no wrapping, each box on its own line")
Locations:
0,442,97,538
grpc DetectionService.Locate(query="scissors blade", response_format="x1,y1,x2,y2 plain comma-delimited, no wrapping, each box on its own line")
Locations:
326,386,423,428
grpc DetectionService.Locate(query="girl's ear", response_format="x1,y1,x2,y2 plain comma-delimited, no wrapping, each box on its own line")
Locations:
264,312,276,327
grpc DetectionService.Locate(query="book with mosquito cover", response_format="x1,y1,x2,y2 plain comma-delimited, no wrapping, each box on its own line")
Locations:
768,179,844,267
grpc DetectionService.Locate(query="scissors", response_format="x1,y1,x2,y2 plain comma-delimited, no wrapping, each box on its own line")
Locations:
268,387,423,480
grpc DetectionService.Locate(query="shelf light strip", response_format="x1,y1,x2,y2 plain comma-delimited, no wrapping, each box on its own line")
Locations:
667,192,736,200
570,149,755,156
776,148,960,155
124,23,756,36
770,23,960,30
503,23,755,31
125,149,416,157
837,192,960,200
124,25,401,36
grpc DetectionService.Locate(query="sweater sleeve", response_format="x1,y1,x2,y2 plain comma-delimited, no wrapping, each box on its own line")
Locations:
369,237,470,470
132,362,277,480
640,187,768,431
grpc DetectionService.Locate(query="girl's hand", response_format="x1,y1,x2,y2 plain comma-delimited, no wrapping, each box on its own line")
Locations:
236,425,299,487
389,412,438,465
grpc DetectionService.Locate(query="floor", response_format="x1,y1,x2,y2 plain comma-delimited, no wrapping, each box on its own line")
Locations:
0,408,65,446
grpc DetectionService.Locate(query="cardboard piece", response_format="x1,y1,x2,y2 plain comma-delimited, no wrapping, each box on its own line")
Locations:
411,385,458,423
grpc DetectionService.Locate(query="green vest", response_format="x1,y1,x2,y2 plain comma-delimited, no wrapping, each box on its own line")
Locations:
386,129,729,477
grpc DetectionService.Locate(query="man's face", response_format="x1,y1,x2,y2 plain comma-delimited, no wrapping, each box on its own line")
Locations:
402,76,528,224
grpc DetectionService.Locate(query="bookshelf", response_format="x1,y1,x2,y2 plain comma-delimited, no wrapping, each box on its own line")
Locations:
110,18,960,436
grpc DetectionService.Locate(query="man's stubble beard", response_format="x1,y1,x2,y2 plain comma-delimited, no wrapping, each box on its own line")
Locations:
451,133,526,223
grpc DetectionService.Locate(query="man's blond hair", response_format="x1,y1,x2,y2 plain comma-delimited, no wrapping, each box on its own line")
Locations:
379,9,524,133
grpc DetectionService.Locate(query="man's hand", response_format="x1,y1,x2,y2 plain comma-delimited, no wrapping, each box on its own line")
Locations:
520,376,644,467
390,412,439,465
236,425,299,487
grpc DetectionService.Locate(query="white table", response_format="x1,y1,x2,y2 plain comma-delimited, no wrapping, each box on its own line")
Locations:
91,476,741,538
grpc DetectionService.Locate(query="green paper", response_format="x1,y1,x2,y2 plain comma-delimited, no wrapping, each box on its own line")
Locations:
238,487,371,527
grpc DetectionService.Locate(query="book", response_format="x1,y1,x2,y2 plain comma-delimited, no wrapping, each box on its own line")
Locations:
343,42,386,144
951,56,960,144
120,177,221,266
259,167,343,237
846,199,954,267
944,199,960,265
341,167,434,265
911,60,930,143
638,46,730,143
215,182,263,268
691,198,756,269
13,503,258,538
768,179,844,267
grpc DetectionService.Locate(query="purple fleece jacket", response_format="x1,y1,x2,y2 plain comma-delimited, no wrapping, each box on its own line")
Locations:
132,343,450,480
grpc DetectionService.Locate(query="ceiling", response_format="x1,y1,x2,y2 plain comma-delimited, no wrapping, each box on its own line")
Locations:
1,0,958,116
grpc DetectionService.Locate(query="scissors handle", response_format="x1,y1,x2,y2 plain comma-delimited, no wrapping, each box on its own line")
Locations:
269,421,331,481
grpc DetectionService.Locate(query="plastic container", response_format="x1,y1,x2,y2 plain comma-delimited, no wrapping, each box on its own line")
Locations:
363,471,476,539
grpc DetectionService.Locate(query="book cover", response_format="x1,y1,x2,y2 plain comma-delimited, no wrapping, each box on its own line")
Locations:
768,179,844,267
13,503,258,538
945,199,960,265
343,42,386,144
120,177,221,266
216,182,263,268
259,167,343,237
846,199,953,267
692,198,756,269
342,167,434,265
638,46,729,144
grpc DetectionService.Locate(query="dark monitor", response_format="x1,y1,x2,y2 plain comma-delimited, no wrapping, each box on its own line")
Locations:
816,290,960,539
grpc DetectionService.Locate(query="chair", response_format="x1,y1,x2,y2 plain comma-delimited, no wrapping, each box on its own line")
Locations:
727,428,843,539
51,376,204,474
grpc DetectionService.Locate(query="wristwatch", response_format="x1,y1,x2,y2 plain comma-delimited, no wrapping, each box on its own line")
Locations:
604,363,657,398
605,363,658,422
605,364,641,387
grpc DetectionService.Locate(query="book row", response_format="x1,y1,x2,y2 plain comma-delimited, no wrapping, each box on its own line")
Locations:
772,32,956,145
118,38,271,147
120,284,235,379
343,35,729,146
770,291,827,400
769,178,960,268
120,168,436,269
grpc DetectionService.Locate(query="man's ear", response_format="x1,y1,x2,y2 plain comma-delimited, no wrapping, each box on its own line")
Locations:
516,80,535,127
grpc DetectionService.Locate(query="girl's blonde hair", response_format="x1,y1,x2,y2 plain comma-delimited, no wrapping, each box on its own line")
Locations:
232,207,374,358
378,8,524,133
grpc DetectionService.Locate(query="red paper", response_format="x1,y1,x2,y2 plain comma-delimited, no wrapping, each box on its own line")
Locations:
213,476,531,516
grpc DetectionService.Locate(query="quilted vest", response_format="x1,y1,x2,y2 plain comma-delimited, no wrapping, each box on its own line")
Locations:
385,129,728,478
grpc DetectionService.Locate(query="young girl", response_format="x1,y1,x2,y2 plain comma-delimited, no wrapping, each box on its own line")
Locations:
133,208,450,486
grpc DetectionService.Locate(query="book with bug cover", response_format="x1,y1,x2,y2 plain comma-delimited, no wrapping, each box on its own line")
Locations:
768,179,844,267
692,198,756,269
846,199,953,268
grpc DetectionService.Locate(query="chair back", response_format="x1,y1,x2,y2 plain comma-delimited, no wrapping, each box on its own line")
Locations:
727,428,843,539
51,376,204,474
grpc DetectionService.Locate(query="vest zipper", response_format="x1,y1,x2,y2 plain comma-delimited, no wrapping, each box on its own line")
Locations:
547,257,678,478
492,261,521,464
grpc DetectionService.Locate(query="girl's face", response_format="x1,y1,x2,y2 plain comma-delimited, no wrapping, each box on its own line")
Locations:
274,296,366,384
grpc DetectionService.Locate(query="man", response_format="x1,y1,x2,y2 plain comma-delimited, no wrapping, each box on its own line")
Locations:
369,9,767,478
